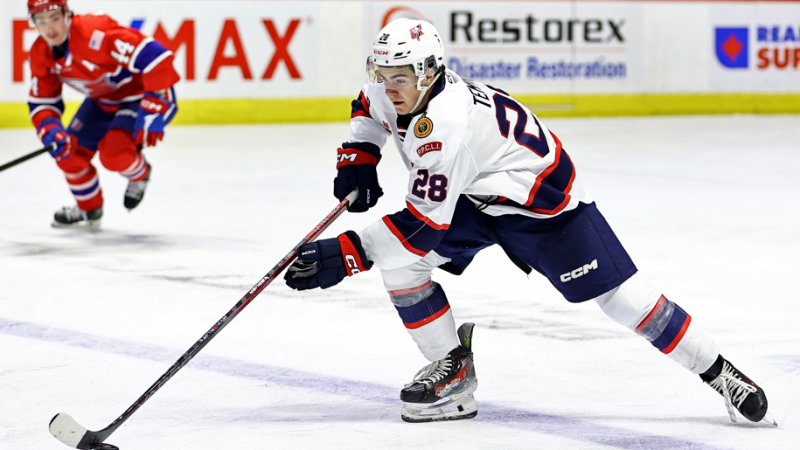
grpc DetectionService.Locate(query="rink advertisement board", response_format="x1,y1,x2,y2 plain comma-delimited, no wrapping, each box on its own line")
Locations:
2,0,800,125
1,0,326,103
363,1,645,94
710,3,800,91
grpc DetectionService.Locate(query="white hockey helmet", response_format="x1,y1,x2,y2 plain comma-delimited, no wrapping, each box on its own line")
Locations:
368,19,444,90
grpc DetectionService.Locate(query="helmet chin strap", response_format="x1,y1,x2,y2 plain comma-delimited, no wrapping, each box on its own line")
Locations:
409,73,441,115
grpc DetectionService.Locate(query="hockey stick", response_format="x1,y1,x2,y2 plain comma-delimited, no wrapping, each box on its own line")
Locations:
49,189,360,450
0,143,56,172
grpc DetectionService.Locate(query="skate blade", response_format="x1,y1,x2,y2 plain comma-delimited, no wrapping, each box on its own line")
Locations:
51,218,102,229
402,394,478,423
761,412,778,427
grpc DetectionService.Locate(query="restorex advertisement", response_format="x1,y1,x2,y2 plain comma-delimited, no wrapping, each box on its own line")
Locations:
363,1,645,94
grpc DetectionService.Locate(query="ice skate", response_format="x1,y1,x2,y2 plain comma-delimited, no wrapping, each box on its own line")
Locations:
124,164,150,210
701,355,777,426
51,205,102,228
400,323,478,423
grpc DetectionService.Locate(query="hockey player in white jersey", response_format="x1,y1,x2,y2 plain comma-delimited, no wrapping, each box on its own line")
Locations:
285,18,776,426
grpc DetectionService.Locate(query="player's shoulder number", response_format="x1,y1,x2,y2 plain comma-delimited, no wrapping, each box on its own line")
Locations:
465,80,550,158
110,39,135,65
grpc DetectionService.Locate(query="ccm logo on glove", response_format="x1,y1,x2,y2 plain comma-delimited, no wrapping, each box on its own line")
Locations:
140,98,166,113
336,149,378,168
338,234,369,276
338,153,357,164
344,254,362,274
134,91,177,147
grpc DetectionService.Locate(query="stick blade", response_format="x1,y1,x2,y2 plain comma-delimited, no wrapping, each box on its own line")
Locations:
50,412,88,448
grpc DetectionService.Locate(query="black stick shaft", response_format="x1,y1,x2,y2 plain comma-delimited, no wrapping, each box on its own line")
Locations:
0,144,55,172
78,190,358,448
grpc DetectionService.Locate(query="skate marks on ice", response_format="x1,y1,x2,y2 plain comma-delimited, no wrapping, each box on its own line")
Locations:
769,355,800,373
148,274,256,292
0,228,257,258
0,230,171,258
145,274,378,303
449,292,629,342
0,229,269,288
0,317,732,450
470,313,628,341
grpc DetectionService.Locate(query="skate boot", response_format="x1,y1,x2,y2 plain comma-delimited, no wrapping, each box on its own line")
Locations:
52,205,103,228
124,164,150,210
400,323,478,423
700,355,777,426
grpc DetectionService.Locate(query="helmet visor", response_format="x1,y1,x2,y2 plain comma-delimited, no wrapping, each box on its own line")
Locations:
367,61,417,90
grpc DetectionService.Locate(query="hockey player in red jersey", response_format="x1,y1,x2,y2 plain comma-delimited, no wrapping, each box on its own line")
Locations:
27,0,180,227
285,18,777,426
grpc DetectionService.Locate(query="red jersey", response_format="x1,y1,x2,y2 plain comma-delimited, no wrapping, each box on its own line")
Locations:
28,13,180,129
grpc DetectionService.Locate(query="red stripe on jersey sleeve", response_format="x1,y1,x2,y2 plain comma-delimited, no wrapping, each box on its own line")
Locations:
524,132,562,207
405,202,450,231
382,216,428,257
351,110,371,119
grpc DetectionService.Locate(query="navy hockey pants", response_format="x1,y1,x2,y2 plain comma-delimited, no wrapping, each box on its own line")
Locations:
434,196,637,303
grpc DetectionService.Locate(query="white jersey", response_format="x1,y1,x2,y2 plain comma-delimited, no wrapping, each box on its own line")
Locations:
347,69,592,270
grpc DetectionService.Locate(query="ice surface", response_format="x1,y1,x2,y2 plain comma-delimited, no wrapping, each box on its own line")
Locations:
1,116,798,449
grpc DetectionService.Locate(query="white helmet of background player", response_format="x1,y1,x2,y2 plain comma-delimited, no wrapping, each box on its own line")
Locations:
368,18,445,96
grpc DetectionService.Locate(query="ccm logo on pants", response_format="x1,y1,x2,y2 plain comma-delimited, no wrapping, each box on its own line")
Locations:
560,259,598,282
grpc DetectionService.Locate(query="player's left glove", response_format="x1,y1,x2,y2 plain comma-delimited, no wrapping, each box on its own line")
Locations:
284,231,373,290
134,92,176,147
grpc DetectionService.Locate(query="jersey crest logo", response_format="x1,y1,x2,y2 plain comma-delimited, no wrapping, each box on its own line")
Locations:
414,113,433,138
410,24,423,41
416,141,442,157
61,66,133,97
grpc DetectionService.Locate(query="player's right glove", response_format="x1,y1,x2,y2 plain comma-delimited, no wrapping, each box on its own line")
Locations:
284,231,373,290
333,143,383,213
37,117,73,161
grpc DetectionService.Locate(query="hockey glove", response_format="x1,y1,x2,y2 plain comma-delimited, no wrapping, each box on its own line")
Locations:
37,117,73,161
134,92,176,147
284,231,373,290
333,143,383,213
